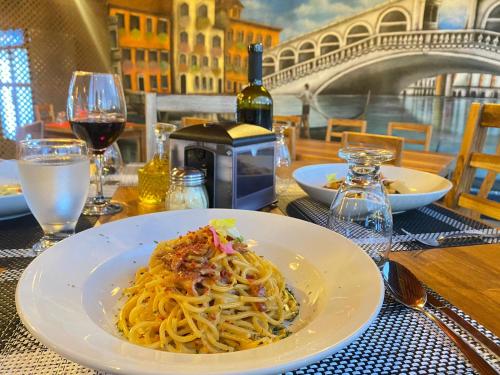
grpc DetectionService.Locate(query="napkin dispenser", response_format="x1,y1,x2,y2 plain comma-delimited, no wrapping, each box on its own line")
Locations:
169,121,276,210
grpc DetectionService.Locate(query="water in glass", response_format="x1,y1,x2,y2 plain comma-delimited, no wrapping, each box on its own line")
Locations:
273,122,292,195
327,148,393,264
17,139,90,254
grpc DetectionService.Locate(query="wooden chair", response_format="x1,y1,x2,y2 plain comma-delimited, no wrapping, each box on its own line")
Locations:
388,122,433,151
273,115,302,129
341,131,404,166
181,117,210,127
325,118,367,142
444,103,500,220
34,104,55,123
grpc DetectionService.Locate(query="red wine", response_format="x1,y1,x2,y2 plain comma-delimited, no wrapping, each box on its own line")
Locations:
70,120,125,152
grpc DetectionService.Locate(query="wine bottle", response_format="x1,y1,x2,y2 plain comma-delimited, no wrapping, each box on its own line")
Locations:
236,43,273,130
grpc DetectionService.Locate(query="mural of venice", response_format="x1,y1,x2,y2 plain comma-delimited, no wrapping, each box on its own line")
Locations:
109,0,500,154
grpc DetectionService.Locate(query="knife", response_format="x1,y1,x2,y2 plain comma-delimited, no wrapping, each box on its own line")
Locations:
427,293,500,358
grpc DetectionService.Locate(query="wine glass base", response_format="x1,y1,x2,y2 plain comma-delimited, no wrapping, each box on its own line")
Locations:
82,202,123,216
31,234,70,256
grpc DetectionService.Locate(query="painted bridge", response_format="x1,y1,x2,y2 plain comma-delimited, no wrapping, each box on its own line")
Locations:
262,0,500,95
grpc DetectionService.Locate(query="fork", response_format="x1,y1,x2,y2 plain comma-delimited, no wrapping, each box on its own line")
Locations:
401,228,499,247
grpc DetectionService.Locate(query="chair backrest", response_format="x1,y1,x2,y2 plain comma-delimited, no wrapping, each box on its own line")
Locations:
273,115,302,129
326,118,367,142
341,131,404,166
34,103,55,123
387,122,433,151
181,116,209,127
444,103,500,220
145,93,235,159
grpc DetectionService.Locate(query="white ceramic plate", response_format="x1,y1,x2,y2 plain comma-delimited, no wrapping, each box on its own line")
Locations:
293,164,453,213
16,209,384,375
0,160,30,220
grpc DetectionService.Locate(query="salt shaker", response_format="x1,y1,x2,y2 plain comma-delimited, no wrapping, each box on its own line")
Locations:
165,167,209,210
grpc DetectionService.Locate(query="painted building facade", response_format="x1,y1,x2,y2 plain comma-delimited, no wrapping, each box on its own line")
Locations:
170,0,225,94
216,0,281,93
109,2,172,93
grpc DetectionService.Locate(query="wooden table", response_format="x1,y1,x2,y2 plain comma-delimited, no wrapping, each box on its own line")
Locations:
296,138,456,176
98,180,499,337
44,121,147,162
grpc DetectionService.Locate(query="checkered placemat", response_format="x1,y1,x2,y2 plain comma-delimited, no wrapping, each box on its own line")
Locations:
1,184,499,374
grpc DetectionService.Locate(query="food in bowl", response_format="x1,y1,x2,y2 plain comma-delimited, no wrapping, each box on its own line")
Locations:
0,184,21,196
118,219,299,353
323,174,409,194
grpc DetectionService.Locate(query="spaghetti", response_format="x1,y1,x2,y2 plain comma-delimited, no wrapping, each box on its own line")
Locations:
117,219,299,353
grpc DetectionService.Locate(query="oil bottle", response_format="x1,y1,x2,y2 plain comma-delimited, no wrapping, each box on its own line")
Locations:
138,123,176,205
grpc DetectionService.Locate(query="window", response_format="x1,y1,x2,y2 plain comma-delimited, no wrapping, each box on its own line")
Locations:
265,35,272,47
146,18,153,33
180,54,187,64
379,11,407,33
196,33,205,45
197,5,208,18
212,36,221,48
346,24,370,44
209,78,213,90
123,74,131,89
235,55,241,68
225,54,231,65
279,49,295,70
256,34,262,43
263,56,275,76
0,29,34,140
148,50,158,62
202,77,207,90
202,56,209,66
136,49,145,61
122,48,131,60
212,57,219,68
298,42,315,62
150,75,158,90
161,75,168,88
195,76,200,90
116,13,125,29
130,15,140,31
227,29,233,42
180,3,189,17
320,34,340,55
486,5,500,32
160,51,169,63
227,80,231,90
237,31,244,42
191,55,198,66
180,32,188,44
246,32,253,44
158,19,167,34
137,75,145,91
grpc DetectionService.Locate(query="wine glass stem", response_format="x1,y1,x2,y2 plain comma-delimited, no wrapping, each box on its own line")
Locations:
94,152,106,205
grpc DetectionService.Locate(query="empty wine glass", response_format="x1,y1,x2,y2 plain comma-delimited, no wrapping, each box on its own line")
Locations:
273,121,292,195
67,71,126,216
327,148,394,265
17,139,90,254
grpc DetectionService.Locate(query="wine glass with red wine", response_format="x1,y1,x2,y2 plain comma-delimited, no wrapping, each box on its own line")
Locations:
67,71,126,215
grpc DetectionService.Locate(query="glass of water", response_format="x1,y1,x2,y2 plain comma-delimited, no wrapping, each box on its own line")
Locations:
17,139,90,254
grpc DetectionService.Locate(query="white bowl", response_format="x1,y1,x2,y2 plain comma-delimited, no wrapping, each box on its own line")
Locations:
16,209,384,375
293,164,453,213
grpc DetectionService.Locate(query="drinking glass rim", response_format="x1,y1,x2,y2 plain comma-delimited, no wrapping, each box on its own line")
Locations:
19,138,88,147
338,147,394,164
71,71,120,78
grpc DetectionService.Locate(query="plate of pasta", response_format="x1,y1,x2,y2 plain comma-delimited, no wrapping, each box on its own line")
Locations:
16,209,384,375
